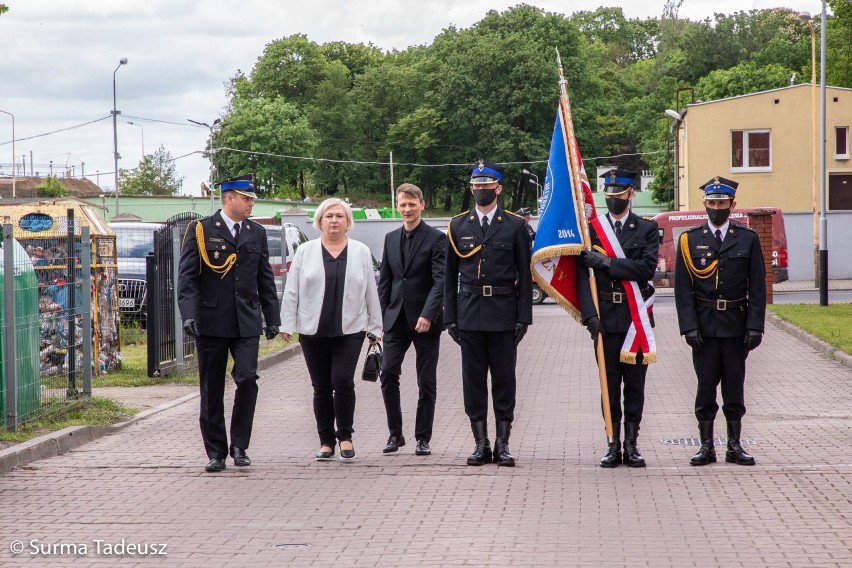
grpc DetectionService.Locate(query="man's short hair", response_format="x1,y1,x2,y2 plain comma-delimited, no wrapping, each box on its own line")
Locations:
396,183,424,203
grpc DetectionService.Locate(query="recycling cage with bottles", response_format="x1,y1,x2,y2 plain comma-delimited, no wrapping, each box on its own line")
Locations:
0,200,121,425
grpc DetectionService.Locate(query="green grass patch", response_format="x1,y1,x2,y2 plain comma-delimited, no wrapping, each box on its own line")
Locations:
0,397,134,443
768,304,852,354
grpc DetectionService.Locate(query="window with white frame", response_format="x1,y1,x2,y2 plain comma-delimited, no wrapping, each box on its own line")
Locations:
731,129,771,171
836,126,849,160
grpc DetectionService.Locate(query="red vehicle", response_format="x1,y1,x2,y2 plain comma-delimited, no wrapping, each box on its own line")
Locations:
652,208,788,287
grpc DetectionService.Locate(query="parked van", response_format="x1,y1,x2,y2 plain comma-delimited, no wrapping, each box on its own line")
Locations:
652,208,788,287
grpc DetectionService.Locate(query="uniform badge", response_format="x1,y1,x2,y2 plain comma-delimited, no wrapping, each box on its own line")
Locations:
497,216,502,221
214,251,220,260
700,258,706,266
215,221,221,227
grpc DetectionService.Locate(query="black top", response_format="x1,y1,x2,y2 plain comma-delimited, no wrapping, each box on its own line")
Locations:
315,244,348,337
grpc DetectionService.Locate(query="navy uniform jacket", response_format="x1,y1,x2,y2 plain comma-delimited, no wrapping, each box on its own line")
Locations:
578,213,659,333
378,223,447,334
444,207,532,332
178,212,280,338
674,221,765,338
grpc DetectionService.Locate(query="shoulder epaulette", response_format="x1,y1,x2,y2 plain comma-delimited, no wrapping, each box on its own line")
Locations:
450,210,469,220
505,210,523,219
685,225,703,233
642,215,655,221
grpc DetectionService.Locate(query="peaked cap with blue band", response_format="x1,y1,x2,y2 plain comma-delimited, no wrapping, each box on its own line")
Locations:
216,174,257,198
699,176,738,200
468,159,504,185
599,168,637,194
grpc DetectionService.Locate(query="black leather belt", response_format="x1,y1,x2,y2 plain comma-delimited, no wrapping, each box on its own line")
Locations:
460,283,515,297
694,296,747,311
599,291,626,304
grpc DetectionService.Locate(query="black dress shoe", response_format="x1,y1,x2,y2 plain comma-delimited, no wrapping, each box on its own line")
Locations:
339,440,355,461
231,448,251,467
415,440,431,456
315,445,335,461
383,435,406,454
204,458,226,472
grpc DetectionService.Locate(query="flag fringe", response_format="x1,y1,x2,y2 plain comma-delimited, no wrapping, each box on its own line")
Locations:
531,245,583,265
619,351,657,365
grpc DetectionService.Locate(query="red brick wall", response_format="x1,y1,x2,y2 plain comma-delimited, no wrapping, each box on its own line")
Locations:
747,210,775,304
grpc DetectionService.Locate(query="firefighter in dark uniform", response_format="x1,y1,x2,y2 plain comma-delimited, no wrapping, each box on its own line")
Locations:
579,169,659,468
674,176,765,467
444,160,532,467
178,175,281,473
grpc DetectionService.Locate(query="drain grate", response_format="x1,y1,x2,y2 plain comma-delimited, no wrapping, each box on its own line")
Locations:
661,437,756,446
273,543,312,550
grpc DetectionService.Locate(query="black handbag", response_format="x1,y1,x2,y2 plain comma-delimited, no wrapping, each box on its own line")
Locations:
361,336,382,382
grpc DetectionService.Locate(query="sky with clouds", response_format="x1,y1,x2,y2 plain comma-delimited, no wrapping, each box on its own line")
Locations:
0,1,817,196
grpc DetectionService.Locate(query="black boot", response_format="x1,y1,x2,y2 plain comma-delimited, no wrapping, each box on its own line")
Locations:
622,422,646,468
690,421,717,466
467,421,492,466
600,429,621,468
725,421,755,465
493,421,515,467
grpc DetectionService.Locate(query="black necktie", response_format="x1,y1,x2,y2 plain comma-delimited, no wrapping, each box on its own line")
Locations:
481,215,489,236
402,231,412,264
614,220,622,238
234,222,241,241
715,229,722,245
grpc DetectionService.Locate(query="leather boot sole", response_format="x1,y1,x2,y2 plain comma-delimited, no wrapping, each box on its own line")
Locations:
467,450,492,466
725,453,756,465
690,454,717,466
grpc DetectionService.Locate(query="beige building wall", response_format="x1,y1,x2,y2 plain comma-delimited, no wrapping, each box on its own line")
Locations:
676,84,851,212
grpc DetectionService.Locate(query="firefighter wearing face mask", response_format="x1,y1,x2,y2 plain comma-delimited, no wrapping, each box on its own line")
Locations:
444,159,532,467
674,176,766,467
579,169,659,468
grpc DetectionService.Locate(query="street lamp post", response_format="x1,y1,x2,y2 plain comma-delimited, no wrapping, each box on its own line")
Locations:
112,58,128,216
0,109,14,198
800,11,819,286
126,121,144,158
187,118,221,213
522,169,541,209
664,109,682,210
817,1,830,306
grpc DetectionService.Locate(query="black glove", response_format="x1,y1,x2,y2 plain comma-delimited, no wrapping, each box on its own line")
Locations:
744,330,763,351
581,249,611,271
183,318,199,337
584,316,602,341
446,323,461,345
264,326,279,340
513,323,528,347
684,329,703,350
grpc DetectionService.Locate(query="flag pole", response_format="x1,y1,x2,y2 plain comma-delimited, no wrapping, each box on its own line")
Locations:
556,50,614,443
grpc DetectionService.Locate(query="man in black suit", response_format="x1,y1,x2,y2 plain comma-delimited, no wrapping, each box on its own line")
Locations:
178,175,281,473
444,160,532,467
377,183,447,456
674,176,765,467
579,169,659,468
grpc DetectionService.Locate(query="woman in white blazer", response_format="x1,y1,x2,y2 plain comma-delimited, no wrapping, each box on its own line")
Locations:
280,198,382,461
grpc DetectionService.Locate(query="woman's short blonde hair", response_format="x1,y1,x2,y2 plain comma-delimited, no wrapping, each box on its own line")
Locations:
313,198,354,231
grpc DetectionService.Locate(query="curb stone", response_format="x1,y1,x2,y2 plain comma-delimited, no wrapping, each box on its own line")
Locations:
0,341,303,475
766,311,852,369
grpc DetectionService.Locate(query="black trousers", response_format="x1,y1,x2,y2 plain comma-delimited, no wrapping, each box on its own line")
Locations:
598,332,648,427
300,332,365,447
692,336,748,422
380,317,440,442
459,329,516,424
196,335,260,460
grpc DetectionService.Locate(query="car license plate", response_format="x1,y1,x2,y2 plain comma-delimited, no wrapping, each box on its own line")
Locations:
119,298,135,308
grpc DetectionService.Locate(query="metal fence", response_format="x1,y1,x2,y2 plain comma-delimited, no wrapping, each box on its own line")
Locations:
146,213,201,378
1,207,120,430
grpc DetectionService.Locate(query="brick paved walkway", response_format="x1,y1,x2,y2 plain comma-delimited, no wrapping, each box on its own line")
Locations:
1,302,851,567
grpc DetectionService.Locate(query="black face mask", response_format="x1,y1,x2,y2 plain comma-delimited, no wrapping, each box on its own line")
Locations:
706,207,731,227
605,197,629,216
472,189,498,206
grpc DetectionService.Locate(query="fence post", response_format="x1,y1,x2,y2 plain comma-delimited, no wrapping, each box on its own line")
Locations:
81,227,93,397
145,252,160,377
3,223,18,432
172,227,184,376
66,209,77,397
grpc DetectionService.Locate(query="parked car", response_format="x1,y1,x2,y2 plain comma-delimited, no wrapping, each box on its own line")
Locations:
109,221,163,326
652,207,789,287
253,221,310,301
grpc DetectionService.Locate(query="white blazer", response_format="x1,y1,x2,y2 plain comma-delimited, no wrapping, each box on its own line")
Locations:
280,238,382,338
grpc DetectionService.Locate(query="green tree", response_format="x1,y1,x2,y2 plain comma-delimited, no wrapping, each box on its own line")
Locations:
37,177,69,197
119,145,185,196
695,62,792,100
827,0,852,87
